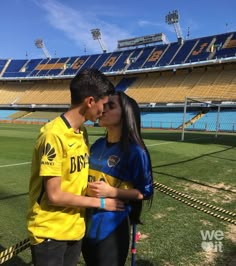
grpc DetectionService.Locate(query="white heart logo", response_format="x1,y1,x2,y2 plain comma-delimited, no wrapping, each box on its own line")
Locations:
201,241,214,252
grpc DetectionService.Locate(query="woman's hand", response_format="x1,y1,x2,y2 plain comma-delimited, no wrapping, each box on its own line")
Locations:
87,181,144,200
87,181,115,198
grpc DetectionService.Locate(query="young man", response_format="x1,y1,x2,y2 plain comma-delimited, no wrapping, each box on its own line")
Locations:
27,69,124,266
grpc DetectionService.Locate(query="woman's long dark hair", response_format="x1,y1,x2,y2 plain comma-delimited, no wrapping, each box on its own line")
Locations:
115,91,153,224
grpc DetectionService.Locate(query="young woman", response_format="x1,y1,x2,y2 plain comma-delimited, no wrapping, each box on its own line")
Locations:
82,91,154,266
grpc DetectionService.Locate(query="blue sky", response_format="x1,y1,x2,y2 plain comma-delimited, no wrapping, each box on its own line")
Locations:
1,0,235,59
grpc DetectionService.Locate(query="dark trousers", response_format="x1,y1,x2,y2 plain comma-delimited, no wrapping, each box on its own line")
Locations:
30,239,82,266
82,217,130,266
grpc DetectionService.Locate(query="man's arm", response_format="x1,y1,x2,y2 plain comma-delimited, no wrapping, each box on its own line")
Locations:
44,176,125,211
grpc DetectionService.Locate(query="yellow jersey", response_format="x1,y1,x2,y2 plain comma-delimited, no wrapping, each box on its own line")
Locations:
27,114,89,244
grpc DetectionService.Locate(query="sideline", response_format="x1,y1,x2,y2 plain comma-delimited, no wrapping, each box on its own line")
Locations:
0,162,31,168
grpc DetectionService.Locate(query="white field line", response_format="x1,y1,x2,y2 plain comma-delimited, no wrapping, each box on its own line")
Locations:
146,136,212,147
0,137,211,168
146,141,174,146
0,162,31,168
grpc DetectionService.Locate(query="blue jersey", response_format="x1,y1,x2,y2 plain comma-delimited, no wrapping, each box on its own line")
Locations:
85,137,153,242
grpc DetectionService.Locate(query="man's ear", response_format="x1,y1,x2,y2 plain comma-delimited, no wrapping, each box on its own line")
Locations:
85,96,95,108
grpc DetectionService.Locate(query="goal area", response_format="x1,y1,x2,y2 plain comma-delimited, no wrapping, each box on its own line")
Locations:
181,97,225,141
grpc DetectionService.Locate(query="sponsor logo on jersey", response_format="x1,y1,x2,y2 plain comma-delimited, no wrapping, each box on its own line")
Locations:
41,143,56,166
70,153,89,173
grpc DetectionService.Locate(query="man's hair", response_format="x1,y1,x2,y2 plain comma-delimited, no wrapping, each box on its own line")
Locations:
70,68,115,105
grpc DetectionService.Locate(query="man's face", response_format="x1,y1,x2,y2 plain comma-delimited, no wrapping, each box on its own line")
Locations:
87,96,109,122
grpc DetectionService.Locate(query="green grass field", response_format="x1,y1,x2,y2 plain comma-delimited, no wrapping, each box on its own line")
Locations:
0,123,235,266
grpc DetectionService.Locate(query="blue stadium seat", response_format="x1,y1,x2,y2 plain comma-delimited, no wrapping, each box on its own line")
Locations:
110,50,134,72
0,59,8,74
141,111,197,129
99,51,124,73
157,42,180,66
92,53,111,70
142,44,169,68
187,110,236,132
213,32,236,59
79,54,101,71
0,31,235,78
3,59,28,77
171,39,197,65
186,36,213,63
115,77,137,92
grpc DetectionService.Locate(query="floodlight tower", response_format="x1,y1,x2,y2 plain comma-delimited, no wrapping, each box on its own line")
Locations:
165,10,184,44
34,39,51,59
91,28,107,53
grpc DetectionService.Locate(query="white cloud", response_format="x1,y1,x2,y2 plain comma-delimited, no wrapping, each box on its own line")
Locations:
138,20,163,28
34,0,131,53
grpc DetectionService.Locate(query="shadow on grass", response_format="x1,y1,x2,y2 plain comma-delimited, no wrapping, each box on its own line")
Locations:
213,239,236,266
141,130,236,147
136,259,156,265
156,146,235,169
0,192,28,201
154,171,236,194
152,146,236,194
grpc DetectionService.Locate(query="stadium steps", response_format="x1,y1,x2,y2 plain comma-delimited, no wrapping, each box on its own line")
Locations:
178,110,208,129
9,111,31,120
24,111,61,120
9,111,60,121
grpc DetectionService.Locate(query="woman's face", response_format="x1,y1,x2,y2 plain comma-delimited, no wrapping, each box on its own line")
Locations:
98,95,122,128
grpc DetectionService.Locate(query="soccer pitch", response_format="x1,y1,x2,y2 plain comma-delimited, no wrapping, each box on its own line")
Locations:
0,123,235,266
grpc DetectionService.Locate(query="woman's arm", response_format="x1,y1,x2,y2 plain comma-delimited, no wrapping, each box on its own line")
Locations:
87,181,144,200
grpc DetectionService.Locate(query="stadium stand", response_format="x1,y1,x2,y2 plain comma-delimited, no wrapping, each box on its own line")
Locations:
187,110,236,132
0,31,236,132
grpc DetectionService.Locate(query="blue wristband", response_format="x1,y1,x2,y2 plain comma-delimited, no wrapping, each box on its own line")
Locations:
100,197,105,209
